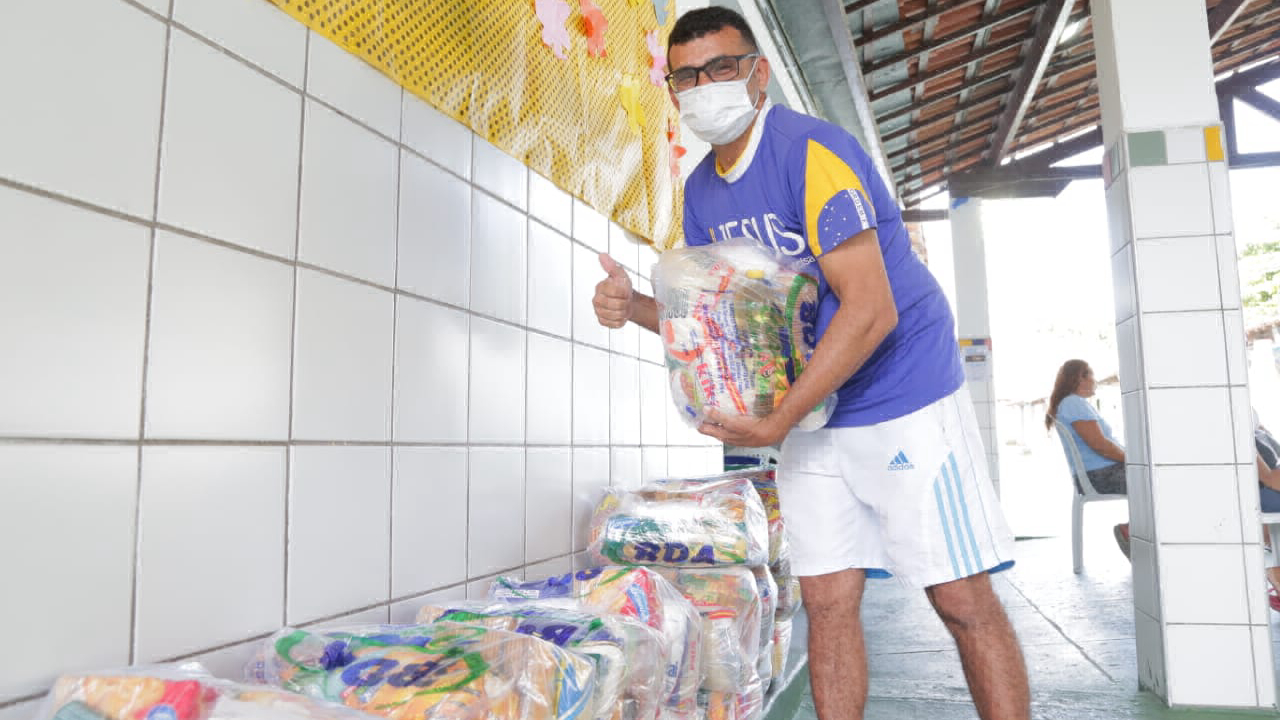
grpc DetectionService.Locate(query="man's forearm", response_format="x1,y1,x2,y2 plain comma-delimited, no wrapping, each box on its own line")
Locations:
630,292,659,334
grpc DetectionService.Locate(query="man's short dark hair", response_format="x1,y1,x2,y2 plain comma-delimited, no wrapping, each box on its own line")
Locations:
668,7,759,54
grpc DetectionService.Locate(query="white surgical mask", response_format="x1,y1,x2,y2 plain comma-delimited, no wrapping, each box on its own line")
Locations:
675,62,762,146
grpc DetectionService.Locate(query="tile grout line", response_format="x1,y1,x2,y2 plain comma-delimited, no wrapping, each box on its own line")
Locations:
388,87,406,608
1001,575,1119,684
127,0,176,665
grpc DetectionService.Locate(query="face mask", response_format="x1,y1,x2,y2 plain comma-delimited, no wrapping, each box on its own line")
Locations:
675,62,761,146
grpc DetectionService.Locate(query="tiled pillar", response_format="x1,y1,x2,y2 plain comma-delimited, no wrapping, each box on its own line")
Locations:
949,197,1000,494
1093,0,1274,709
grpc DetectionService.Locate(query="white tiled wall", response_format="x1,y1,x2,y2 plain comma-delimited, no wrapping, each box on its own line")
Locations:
0,0,721,705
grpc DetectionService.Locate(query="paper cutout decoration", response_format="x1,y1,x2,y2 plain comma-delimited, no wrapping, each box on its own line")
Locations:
535,0,572,59
667,119,686,179
652,0,669,25
582,0,608,57
647,30,667,87
619,75,646,134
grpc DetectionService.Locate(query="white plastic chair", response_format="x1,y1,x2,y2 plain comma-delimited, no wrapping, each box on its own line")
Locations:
1054,419,1127,573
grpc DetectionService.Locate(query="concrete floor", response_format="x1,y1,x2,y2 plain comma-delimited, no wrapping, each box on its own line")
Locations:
776,530,1280,720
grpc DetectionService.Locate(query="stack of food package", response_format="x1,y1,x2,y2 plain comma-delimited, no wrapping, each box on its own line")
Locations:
583,474,772,720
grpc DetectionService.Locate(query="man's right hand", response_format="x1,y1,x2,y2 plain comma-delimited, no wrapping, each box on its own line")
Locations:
593,253,634,328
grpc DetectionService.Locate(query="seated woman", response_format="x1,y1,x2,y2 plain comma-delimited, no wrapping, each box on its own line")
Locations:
1045,359,1130,558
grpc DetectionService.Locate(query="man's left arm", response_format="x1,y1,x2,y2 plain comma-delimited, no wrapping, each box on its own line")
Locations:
698,227,897,447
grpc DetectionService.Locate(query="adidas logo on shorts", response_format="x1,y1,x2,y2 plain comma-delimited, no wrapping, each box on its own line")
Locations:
887,450,914,471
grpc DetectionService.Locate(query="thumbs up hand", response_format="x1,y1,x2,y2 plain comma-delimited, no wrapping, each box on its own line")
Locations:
593,253,634,329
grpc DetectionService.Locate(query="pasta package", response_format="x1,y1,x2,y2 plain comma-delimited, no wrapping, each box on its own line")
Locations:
414,601,664,720
653,239,834,431
247,622,595,720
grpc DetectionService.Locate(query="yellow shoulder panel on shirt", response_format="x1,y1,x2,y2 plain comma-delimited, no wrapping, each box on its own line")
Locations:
804,138,870,258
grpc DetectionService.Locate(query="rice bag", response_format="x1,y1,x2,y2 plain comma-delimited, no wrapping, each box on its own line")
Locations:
587,476,769,568
34,663,378,720
247,622,596,720
414,601,664,720
491,566,702,720
653,238,834,431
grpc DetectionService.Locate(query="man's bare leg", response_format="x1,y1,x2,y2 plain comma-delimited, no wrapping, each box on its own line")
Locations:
926,573,1030,720
801,569,868,720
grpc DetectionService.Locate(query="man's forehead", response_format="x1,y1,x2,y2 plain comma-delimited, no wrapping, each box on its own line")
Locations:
669,27,752,66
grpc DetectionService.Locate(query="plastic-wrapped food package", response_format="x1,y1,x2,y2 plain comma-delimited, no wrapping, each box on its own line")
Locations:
773,573,802,621
652,567,761,695
414,601,664,720
247,622,595,720
491,567,702,720
652,239,834,431
702,681,763,720
771,619,793,684
750,566,777,689
587,476,769,568
34,664,379,720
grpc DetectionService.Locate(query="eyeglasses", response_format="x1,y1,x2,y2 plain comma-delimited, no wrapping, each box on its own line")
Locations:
665,53,758,92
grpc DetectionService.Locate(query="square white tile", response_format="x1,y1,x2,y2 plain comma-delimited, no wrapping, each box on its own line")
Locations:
1223,310,1247,385
1146,387,1234,465
640,363,670,447
391,586,467,623
298,100,398,286
393,297,469,443
1164,126,1206,164
288,446,392,624
305,31,401,139
1126,464,1153,542
528,171,572,236
470,191,528,325
1243,543,1268,625
610,319,642,358
401,93,471,180
573,243,612,348
1216,233,1242,310
135,446,285,661
1151,464,1242,544
397,151,471,307
1129,164,1214,239
467,573,508,600
525,556,574,580
469,317,527,444
0,446,136,700
1230,386,1254,463
1236,463,1261,544
292,269,395,441
1111,241,1136,322
132,0,170,16
573,198,609,252
641,328,666,365
1134,236,1220,312
573,345,611,446
305,606,389,629
1139,311,1226,388
0,189,150,439
173,0,306,87
392,447,468,597
1104,177,1132,255
1165,624,1256,707
1134,609,1166,696
611,447,642,490
472,137,528,211
641,446,669,481
1121,390,1149,466
468,447,525,577
159,30,301,258
0,700,40,720
667,447,710,477
610,355,641,445
1160,544,1249,625
609,223,642,274
183,638,262,680
0,0,165,217
145,233,293,440
1208,162,1233,235
572,448,611,551
528,220,574,338
526,447,573,563
1251,625,1276,707
526,334,573,445
1130,537,1158,619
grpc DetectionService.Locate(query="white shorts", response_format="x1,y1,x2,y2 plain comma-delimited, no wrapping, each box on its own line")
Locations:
777,385,1015,588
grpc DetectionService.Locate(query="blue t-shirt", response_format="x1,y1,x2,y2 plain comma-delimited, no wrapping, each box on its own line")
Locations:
1055,394,1121,471
682,103,963,427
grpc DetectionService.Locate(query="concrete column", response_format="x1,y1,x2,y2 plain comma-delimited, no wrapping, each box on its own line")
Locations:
1092,0,1273,709
949,196,999,493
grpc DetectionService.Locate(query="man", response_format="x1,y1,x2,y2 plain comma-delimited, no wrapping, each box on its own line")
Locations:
592,7,1030,720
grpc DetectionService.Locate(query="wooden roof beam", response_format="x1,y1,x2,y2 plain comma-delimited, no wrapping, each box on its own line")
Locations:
1236,87,1280,123
987,0,1076,165
868,34,1025,102
854,0,986,46
863,3,1039,75
1209,0,1254,44
877,74,1011,124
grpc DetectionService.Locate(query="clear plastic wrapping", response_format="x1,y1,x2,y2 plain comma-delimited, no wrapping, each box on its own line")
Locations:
587,476,769,568
652,239,834,431
490,567,702,720
750,566,777,690
247,622,596,720
651,567,761,698
771,619,793,684
414,601,664,720
34,663,380,720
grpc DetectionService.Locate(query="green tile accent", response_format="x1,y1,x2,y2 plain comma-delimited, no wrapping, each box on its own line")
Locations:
1128,130,1168,166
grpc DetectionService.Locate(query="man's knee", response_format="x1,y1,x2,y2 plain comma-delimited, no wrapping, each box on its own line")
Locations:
926,573,1006,632
800,569,865,619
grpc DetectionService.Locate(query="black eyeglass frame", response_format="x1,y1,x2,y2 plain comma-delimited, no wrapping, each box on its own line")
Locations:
664,53,760,92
